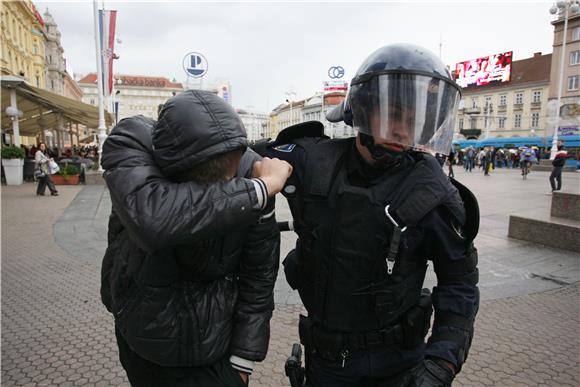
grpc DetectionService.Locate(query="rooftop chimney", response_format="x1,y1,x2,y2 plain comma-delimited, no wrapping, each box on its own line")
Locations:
533,52,542,58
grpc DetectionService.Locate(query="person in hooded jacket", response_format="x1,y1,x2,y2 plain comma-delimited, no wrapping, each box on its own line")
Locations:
100,90,292,386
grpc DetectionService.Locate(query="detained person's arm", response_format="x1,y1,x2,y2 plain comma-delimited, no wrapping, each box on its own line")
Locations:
229,149,280,375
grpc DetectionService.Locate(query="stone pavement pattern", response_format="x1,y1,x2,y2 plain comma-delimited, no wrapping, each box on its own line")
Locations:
2,168,580,386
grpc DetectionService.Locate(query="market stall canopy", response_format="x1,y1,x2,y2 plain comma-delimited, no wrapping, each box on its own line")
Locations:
1,76,113,136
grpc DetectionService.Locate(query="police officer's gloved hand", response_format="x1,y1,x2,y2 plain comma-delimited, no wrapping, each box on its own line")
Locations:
422,358,455,387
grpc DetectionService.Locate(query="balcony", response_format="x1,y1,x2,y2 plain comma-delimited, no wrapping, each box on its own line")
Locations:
463,107,481,114
460,129,482,138
513,103,523,111
497,104,507,112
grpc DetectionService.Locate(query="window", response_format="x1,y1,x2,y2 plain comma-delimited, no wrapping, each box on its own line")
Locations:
499,95,507,106
471,98,478,108
499,117,506,129
571,51,580,65
515,92,523,105
514,114,522,128
459,118,464,130
470,117,477,129
568,75,579,91
573,27,580,41
51,80,54,90
531,113,540,128
532,91,542,103
90,99,95,105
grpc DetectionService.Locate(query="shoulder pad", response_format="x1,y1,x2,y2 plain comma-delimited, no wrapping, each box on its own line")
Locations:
450,178,480,242
274,121,327,145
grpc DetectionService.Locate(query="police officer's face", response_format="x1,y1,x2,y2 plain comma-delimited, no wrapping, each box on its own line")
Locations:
369,105,414,152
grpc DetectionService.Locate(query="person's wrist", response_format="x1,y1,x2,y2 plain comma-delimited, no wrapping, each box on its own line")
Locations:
239,371,249,384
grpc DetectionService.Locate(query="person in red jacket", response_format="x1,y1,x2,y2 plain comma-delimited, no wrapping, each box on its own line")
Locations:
549,143,568,194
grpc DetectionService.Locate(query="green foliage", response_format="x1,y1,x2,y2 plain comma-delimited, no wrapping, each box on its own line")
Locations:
58,163,80,180
1,146,25,159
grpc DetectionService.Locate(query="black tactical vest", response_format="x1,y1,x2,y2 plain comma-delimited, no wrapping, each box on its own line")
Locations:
291,138,465,333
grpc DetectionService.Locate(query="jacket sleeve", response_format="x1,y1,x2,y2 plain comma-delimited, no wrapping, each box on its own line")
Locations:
424,206,480,373
229,149,280,363
101,116,264,253
229,200,280,363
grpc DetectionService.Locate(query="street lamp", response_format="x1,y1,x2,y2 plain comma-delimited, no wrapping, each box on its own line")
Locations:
548,0,580,159
285,91,297,126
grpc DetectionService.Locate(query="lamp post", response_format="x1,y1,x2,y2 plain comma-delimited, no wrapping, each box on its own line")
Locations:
548,0,580,159
285,91,296,126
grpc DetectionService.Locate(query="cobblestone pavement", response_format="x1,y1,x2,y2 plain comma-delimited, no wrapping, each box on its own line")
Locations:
2,169,579,386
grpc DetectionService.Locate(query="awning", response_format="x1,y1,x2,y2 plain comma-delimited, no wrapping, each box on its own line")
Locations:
1,76,113,137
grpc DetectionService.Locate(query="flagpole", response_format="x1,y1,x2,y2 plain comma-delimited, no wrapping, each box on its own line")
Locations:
93,0,107,171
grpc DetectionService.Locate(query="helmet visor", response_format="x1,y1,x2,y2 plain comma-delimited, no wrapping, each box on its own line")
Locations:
350,73,460,155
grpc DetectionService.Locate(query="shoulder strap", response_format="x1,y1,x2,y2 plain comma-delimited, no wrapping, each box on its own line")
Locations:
302,138,352,197
390,155,463,227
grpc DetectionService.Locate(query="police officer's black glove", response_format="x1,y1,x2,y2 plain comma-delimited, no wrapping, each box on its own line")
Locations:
421,358,455,387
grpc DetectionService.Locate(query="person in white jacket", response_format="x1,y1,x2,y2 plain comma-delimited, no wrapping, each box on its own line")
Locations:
34,143,58,196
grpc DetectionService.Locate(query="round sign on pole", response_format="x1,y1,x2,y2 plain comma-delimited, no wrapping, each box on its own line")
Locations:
328,66,345,79
183,52,208,78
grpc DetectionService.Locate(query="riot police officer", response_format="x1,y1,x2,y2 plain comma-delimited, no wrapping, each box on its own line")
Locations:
264,43,480,386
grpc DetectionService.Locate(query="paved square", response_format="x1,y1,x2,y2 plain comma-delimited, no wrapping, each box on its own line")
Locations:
2,168,579,386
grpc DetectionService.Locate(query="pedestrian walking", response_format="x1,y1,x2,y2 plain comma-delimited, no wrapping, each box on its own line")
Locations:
100,91,293,386
448,149,455,178
34,143,58,196
261,43,479,387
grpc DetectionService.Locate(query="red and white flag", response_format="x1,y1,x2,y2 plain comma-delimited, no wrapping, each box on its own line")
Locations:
98,9,117,96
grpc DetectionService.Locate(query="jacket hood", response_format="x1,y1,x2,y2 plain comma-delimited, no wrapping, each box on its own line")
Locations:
152,90,248,177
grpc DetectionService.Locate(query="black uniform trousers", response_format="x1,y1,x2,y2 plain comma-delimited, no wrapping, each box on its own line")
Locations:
306,345,425,387
115,328,246,387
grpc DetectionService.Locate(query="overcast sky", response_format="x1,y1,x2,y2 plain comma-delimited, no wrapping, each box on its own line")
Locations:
36,1,557,112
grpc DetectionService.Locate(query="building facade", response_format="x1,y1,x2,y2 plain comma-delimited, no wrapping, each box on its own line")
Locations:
235,108,270,142
302,92,353,138
79,73,183,122
42,8,65,95
455,53,552,139
269,91,353,139
0,1,46,88
549,12,580,137
270,100,305,135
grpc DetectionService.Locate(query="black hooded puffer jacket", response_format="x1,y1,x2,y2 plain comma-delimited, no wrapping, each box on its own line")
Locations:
100,92,279,368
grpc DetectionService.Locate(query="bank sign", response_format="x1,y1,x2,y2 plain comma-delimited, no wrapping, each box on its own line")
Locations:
558,127,579,136
183,52,208,78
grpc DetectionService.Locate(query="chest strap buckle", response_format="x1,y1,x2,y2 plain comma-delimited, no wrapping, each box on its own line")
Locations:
384,205,407,275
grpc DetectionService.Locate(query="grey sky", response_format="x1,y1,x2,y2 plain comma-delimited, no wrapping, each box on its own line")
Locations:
36,1,556,112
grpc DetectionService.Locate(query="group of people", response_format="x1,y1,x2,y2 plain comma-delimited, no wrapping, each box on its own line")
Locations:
20,143,99,161
442,144,570,193
100,44,480,387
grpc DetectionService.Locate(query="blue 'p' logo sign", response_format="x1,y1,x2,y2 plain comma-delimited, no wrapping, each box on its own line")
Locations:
183,52,208,78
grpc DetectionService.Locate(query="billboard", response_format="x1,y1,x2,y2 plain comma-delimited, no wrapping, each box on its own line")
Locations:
454,51,512,88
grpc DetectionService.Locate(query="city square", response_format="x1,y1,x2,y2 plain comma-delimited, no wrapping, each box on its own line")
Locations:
2,168,579,386
2,1,580,386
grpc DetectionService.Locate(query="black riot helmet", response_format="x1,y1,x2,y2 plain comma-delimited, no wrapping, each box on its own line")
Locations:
327,43,461,156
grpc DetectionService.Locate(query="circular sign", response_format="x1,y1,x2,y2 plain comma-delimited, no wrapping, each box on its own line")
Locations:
328,66,345,79
183,52,208,78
